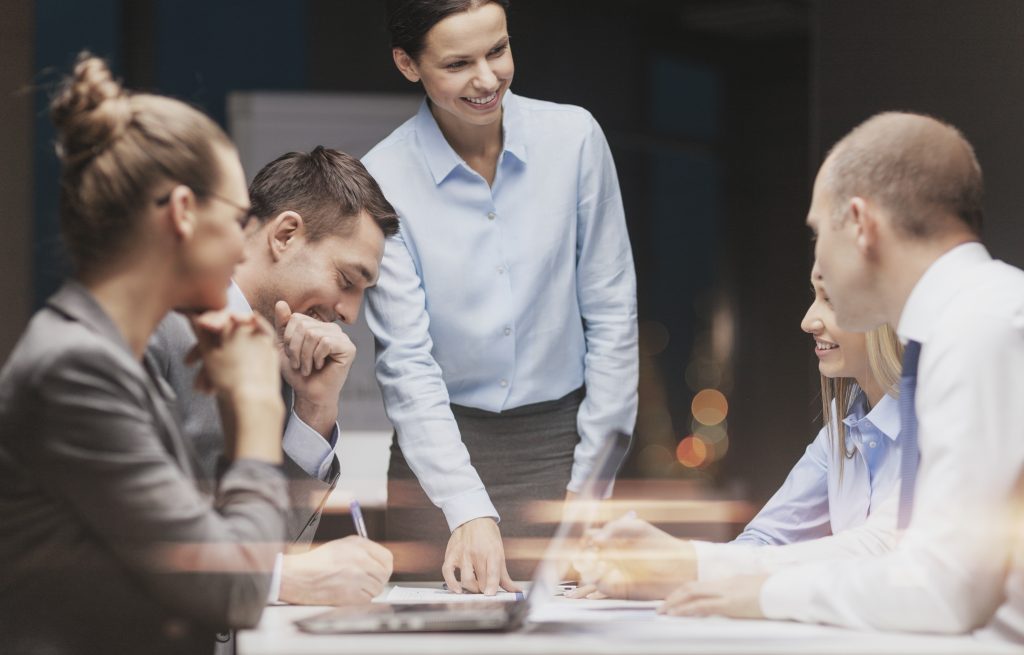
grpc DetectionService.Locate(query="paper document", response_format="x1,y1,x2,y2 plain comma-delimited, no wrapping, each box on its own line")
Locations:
383,586,524,604
528,596,660,623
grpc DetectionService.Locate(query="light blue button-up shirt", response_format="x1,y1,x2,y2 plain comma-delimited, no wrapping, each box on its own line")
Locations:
363,92,639,531
733,390,901,546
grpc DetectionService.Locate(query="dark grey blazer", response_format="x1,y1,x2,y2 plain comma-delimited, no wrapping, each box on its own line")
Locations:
148,309,340,546
0,282,289,655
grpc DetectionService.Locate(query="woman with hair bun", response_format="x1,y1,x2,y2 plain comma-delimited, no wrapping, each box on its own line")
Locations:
0,53,288,654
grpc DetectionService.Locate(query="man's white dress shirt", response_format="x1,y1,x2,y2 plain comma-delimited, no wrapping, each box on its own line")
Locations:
760,243,1024,638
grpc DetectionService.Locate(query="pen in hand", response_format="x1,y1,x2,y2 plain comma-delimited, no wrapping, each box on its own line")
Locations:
350,499,368,539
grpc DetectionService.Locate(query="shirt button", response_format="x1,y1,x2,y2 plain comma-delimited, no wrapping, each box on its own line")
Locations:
487,212,496,220
500,379,508,388
497,266,505,274
504,327,512,336
868,441,877,448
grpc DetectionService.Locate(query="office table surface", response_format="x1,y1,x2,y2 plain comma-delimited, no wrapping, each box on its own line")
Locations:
239,591,1019,655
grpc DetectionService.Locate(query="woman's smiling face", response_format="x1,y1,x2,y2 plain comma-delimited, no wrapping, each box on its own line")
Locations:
801,262,870,380
396,2,514,132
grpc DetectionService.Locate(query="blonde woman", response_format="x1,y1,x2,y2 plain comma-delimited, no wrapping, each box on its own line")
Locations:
571,262,904,600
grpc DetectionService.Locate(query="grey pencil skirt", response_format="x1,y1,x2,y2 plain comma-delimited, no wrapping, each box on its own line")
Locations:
386,387,584,581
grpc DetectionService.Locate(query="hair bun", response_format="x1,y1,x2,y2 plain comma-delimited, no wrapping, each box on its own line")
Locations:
50,52,132,166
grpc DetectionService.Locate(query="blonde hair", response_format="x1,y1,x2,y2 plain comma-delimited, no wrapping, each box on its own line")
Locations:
819,323,903,479
50,52,232,276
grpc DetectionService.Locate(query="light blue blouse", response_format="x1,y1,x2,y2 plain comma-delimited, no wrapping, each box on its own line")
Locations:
362,92,639,530
733,390,901,545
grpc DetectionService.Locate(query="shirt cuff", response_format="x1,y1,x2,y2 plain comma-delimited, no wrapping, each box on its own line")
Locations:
282,411,339,482
266,552,285,604
760,566,816,621
692,540,722,582
568,466,588,493
440,488,500,533
691,540,762,581
568,459,616,498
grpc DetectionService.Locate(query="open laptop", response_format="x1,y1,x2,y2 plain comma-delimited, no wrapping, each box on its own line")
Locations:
295,431,631,634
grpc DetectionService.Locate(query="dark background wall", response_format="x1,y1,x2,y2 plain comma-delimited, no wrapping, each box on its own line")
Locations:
814,0,1024,269
0,1,33,363
3,0,1021,519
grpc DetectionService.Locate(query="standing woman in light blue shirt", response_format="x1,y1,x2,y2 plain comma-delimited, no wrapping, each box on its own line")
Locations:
363,0,638,592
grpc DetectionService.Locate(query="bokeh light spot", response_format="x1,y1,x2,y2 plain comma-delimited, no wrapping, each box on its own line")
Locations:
692,388,728,425
692,420,727,445
676,435,709,468
703,432,729,463
693,421,729,463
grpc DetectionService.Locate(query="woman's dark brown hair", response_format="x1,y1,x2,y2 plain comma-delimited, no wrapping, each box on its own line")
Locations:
386,0,510,61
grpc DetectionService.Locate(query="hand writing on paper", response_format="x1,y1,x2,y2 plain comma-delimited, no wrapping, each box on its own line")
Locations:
280,537,394,605
443,518,520,596
658,575,768,619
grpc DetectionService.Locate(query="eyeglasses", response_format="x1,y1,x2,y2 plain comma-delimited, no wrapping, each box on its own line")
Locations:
155,187,258,229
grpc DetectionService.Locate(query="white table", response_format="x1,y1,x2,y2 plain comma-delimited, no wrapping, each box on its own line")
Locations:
239,593,1019,655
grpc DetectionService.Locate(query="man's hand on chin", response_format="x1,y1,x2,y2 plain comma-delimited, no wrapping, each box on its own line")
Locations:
273,300,355,438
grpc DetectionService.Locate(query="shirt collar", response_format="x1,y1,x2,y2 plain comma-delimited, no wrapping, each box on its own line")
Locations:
227,279,253,315
842,389,901,442
897,242,990,345
414,90,527,186
500,91,528,165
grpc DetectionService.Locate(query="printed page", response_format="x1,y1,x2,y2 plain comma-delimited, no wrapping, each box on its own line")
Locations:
384,586,525,604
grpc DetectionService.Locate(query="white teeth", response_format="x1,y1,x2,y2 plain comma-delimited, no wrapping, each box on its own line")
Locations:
816,340,838,350
465,92,497,105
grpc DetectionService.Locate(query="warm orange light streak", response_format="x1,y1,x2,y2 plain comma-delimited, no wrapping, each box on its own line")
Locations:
522,498,755,524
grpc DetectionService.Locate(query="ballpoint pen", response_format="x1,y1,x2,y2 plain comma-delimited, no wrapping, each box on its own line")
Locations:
349,499,368,538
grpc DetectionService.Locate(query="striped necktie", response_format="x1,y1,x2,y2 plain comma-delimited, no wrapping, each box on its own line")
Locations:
896,340,922,530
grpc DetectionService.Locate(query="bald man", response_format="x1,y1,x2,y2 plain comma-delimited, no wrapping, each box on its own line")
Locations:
640,112,1024,641
575,112,1024,642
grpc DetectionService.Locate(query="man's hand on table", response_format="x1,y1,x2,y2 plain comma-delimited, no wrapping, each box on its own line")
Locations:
659,575,769,619
569,514,698,600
